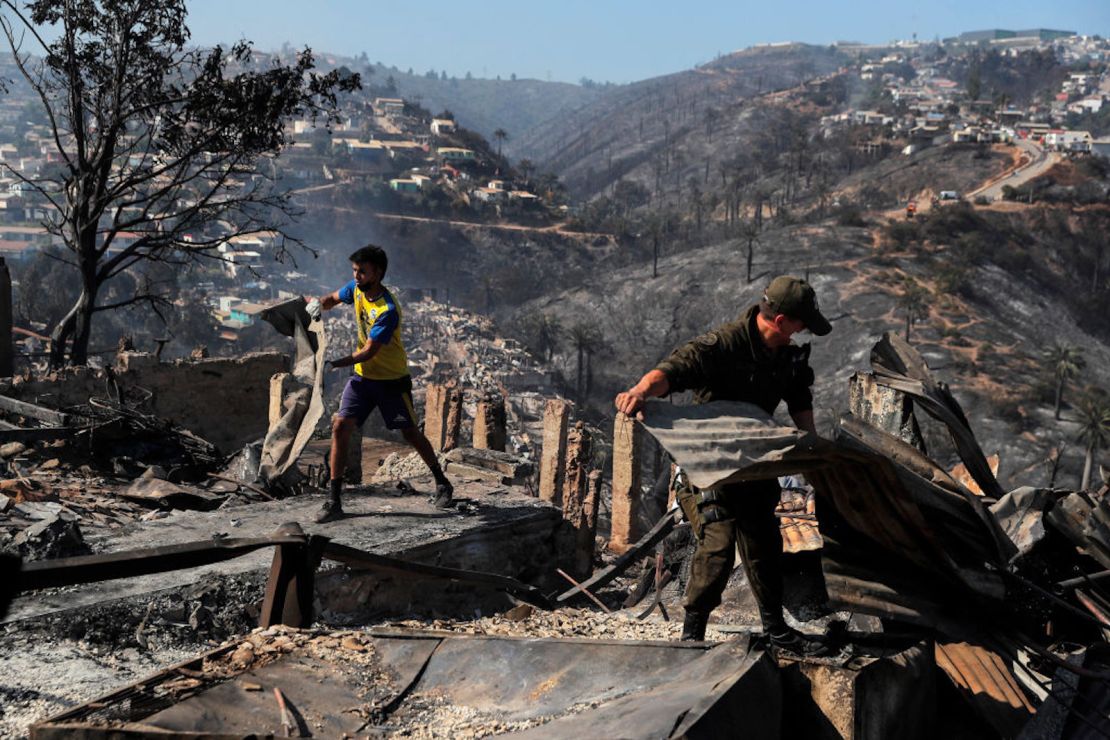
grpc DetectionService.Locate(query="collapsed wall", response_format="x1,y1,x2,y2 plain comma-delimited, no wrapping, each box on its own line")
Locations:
4,351,287,452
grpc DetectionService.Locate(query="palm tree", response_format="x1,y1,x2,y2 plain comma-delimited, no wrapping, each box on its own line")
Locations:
1076,395,1110,490
896,279,929,342
493,128,508,160
527,313,561,364
1044,343,1085,420
569,323,603,403
517,158,535,186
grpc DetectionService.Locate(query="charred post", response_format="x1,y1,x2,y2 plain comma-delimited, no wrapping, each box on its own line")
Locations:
472,393,507,451
259,523,315,629
443,387,463,452
423,383,450,452
561,423,594,579
539,398,572,505
610,412,643,553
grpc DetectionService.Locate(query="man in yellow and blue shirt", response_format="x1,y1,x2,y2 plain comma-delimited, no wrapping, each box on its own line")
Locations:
310,244,452,523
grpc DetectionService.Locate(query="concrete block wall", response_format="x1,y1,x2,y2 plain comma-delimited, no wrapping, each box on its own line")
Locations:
8,351,288,453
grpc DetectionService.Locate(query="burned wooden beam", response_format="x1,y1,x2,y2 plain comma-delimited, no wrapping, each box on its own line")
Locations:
0,394,71,427
259,523,322,629
16,531,307,592
557,508,677,604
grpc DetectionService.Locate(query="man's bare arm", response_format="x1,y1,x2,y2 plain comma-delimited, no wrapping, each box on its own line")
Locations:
614,369,670,418
329,338,383,369
791,409,817,435
318,289,343,311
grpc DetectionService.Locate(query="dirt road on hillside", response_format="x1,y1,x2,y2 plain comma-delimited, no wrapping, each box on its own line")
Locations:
968,139,1061,202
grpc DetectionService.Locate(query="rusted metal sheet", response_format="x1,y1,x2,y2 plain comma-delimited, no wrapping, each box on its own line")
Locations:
638,372,1014,633
117,477,228,511
33,630,779,739
639,400,812,491
951,455,1000,496
778,488,822,553
935,641,1035,738
991,487,1059,558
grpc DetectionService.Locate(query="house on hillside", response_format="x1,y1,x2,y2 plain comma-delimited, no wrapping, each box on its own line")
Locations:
472,187,506,203
373,98,405,117
345,140,391,164
437,147,476,163
1091,139,1110,159
509,191,540,207
1015,122,1051,140
431,118,456,135
1068,97,1105,115
220,250,262,279
1044,130,1092,152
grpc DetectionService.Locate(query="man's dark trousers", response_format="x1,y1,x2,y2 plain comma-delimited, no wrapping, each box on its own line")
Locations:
680,479,784,628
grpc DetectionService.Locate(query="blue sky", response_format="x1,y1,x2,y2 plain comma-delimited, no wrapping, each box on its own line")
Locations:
186,0,1108,84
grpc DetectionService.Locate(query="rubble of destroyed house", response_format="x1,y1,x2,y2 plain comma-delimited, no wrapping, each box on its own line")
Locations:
3,296,1110,738
325,294,560,458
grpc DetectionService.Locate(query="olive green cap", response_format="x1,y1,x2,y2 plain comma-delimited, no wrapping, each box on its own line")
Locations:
763,276,832,336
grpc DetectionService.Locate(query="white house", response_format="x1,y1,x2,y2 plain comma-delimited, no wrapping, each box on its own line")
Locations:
430,118,456,135
1044,130,1092,151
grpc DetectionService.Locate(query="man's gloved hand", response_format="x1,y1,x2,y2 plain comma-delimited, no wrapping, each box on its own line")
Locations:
305,298,322,322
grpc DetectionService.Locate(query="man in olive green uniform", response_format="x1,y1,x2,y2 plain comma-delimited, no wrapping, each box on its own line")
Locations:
615,276,832,653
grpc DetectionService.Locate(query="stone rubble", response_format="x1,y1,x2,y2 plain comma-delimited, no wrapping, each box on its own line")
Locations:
384,606,730,643
325,296,563,456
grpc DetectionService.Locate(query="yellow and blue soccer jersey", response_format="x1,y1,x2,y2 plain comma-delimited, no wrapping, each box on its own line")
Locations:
337,282,409,379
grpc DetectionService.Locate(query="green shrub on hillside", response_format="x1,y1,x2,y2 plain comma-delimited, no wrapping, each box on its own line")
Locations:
887,221,921,248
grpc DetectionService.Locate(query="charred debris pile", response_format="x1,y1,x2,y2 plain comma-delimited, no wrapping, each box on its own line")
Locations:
2,298,1110,736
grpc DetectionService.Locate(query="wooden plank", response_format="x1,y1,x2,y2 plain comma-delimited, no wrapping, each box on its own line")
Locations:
557,509,676,603
0,395,70,426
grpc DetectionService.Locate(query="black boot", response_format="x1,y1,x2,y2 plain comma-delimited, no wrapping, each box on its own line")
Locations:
431,476,454,509
681,610,709,641
315,481,345,523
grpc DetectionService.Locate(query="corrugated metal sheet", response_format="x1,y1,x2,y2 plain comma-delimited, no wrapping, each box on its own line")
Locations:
935,641,1035,738
640,400,810,491
640,400,1010,633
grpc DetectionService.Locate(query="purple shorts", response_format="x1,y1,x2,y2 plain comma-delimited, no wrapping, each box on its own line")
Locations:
338,375,416,430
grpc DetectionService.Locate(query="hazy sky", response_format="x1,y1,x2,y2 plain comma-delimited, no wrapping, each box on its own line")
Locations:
186,0,1108,84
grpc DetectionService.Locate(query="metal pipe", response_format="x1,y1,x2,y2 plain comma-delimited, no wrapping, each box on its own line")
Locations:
1057,569,1110,590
